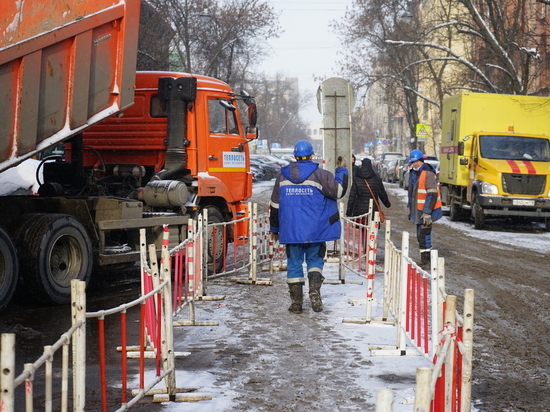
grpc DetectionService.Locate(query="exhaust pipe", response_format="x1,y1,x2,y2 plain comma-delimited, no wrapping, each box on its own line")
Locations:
154,76,197,180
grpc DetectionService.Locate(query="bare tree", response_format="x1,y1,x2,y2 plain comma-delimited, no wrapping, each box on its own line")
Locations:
247,73,311,148
142,0,280,89
334,0,550,154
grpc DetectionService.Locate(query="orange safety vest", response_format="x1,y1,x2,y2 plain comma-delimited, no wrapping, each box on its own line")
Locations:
416,170,442,211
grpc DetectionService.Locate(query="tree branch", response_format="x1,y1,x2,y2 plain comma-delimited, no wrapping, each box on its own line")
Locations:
385,39,499,93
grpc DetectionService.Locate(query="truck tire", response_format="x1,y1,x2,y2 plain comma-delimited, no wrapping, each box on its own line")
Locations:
545,218,550,232
0,227,18,312
472,194,486,230
205,207,225,274
16,214,92,304
449,202,463,222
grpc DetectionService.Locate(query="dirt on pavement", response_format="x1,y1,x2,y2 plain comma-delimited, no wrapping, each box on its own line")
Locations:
244,182,550,412
1,181,549,412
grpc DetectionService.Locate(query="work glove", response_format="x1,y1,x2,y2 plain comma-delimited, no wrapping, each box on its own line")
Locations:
421,213,432,226
336,156,347,168
270,232,279,242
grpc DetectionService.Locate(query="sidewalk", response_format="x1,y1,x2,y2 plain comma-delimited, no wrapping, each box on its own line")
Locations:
141,261,430,412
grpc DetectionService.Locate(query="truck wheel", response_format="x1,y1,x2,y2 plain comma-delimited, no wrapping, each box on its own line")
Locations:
0,227,18,312
16,214,92,304
545,218,550,232
205,207,225,274
472,194,485,230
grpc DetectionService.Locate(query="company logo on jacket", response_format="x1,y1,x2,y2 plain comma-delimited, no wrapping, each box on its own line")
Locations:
285,187,314,195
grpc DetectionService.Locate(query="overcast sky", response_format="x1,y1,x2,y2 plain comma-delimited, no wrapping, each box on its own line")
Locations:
257,0,354,125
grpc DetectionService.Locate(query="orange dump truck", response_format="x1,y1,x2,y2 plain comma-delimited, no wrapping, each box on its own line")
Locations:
0,1,258,311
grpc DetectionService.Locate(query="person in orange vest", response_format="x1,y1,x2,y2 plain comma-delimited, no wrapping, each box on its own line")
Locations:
407,149,442,268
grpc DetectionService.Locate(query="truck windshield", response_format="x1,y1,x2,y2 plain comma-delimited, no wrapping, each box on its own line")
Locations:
479,135,550,162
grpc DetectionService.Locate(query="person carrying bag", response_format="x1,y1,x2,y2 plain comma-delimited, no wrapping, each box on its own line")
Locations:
346,157,391,223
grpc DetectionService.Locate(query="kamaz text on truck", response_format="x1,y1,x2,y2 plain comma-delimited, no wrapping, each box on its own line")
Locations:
439,92,550,230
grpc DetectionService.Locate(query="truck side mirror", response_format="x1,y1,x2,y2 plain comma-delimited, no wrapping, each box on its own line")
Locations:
459,157,469,165
458,141,464,156
247,102,258,128
219,100,236,112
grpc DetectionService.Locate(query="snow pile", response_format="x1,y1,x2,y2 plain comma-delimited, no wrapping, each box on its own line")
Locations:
0,159,41,195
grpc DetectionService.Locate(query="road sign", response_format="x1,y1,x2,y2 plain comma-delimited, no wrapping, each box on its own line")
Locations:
416,124,431,142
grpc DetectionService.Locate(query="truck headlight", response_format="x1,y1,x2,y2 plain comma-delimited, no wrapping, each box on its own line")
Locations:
480,181,498,195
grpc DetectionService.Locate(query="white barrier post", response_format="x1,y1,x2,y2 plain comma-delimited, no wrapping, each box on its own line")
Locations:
461,289,475,412
250,202,258,281
430,249,440,357
413,367,432,411
375,389,394,412
71,279,86,412
365,219,377,321
44,345,53,412
382,220,391,320
1,333,15,412
160,226,176,396
444,295,457,411
338,202,346,282
24,363,33,410
435,254,446,357
397,231,409,352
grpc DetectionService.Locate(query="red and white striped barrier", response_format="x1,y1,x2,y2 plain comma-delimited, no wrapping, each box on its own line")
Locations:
372,221,475,412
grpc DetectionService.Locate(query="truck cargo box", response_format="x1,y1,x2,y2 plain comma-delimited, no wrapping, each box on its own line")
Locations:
0,0,140,173
440,92,550,187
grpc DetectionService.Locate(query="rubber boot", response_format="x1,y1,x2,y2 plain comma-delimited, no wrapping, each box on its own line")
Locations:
308,271,325,312
288,284,304,313
420,251,431,270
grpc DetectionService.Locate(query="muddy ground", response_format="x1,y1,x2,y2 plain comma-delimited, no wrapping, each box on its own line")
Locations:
1,181,549,411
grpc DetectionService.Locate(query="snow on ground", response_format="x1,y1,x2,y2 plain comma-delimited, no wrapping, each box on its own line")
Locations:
135,263,432,412
0,168,539,411
387,184,550,254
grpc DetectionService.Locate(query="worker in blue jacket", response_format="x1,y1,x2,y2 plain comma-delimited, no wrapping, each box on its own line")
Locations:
269,140,349,313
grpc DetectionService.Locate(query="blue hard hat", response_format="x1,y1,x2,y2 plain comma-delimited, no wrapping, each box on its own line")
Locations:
294,140,314,157
409,149,424,163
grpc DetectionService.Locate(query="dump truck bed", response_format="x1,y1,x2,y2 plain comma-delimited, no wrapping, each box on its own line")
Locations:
0,0,140,173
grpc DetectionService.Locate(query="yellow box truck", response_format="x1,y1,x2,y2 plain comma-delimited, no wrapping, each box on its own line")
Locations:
439,92,550,230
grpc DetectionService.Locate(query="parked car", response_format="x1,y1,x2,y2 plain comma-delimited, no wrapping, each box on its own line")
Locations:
402,154,439,190
280,154,296,163
397,156,410,187
383,158,400,183
250,154,289,167
250,158,281,180
373,152,403,175
379,158,392,181
250,164,265,182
